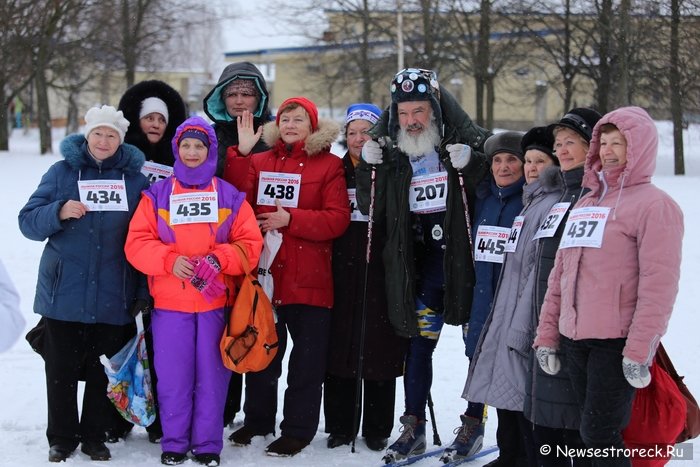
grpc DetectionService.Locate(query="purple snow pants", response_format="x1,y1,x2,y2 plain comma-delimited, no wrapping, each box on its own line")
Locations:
151,308,230,455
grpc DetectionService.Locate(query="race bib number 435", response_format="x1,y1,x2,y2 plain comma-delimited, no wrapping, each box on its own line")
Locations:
257,171,301,208
558,206,611,249
169,192,219,225
78,180,129,211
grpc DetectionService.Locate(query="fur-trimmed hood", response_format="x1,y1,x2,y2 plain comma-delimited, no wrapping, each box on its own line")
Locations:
261,118,340,157
60,133,145,174
117,80,187,166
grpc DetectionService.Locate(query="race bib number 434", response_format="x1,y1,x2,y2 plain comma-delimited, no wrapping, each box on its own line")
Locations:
257,171,301,208
78,180,129,211
558,206,611,249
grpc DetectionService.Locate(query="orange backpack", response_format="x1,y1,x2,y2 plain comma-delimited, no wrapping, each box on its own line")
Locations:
220,243,279,373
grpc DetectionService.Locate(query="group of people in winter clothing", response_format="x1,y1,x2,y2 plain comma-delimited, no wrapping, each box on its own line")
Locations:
17,60,684,467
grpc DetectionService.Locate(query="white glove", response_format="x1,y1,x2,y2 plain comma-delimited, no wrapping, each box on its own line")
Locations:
622,357,651,388
536,346,561,375
446,143,472,170
361,139,383,165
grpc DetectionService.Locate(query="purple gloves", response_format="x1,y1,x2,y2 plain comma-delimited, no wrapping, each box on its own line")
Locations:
190,254,225,302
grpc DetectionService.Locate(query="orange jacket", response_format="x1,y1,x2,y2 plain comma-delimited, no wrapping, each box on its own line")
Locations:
125,177,263,312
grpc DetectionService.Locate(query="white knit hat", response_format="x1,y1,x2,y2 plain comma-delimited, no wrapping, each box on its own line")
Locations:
139,97,169,123
84,105,130,144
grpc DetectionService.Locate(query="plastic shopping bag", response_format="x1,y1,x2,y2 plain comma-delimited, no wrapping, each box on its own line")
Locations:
99,314,155,426
257,230,282,300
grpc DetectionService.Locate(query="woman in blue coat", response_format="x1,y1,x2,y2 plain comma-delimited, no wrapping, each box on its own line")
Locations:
18,105,149,463
442,131,526,465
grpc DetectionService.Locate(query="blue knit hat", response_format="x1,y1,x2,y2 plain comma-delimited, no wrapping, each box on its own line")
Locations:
345,103,382,125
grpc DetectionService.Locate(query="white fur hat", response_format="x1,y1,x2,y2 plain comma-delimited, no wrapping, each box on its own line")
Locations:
139,97,169,123
84,105,130,144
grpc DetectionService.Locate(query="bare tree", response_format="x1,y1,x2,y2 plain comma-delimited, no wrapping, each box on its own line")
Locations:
0,0,36,150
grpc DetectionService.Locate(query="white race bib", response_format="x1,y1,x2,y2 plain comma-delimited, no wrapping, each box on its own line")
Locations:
504,216,524,253
558,206,611,249
169,192,219,225
409,172,448,214
532,202,571,240
141,161,173,184
257,171,301,208
474,225,511,263
78,180,129,211
347,189,369,222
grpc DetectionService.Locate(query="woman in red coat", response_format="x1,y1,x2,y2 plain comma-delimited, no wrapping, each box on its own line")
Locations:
229,97,350,457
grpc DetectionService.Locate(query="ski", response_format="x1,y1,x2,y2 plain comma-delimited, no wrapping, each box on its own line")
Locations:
441,445,499,466
382,447,444,466
381,445,498,467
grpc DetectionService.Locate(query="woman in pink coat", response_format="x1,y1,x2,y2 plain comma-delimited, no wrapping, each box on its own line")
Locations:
533,106,684,466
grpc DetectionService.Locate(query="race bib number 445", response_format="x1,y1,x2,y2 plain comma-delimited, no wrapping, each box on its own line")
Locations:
474,225,511,263
78,180,129,211
257,171,301,208
558,206,611,249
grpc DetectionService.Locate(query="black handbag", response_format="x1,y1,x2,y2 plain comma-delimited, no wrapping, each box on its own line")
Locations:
25,317,45,357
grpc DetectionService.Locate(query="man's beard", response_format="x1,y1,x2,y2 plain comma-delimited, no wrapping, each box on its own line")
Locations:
397,121,441,159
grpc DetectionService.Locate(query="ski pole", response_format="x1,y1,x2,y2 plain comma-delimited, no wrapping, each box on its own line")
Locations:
457,170,475,258
351,165,377,453
427,391,442,446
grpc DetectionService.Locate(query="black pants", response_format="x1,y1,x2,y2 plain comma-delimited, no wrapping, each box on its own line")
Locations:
495,408,535,467
44,317,134,448
323,373,396,439
562,337,636,467
242,305,331,441
533,423,592,467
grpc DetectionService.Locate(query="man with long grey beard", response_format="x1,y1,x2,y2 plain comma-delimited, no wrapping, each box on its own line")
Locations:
355,68,491,463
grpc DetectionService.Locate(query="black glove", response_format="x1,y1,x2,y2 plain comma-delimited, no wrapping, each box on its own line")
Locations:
130,297,153,317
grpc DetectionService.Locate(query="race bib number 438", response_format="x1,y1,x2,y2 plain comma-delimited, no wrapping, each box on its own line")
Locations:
558,206,611,249
257,171,301,208
78,180,129,211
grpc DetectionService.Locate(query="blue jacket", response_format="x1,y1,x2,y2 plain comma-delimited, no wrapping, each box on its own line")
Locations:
465,176,525,358
19,134,149,325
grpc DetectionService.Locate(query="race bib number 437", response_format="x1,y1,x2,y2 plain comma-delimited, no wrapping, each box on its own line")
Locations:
78,180,129,211
558,206,611,249
257,171,301,208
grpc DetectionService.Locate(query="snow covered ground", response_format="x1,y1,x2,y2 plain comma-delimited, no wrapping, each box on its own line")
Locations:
0,122,699,466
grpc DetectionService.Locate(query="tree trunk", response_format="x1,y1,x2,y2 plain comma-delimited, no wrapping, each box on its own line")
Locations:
475,0,491,127
596,0,612,114
66,91,80,136
360,0,372,102
35,68,52,155
0,88,8,151
615,0,631,107
486,75,495,130
670,0,684,175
